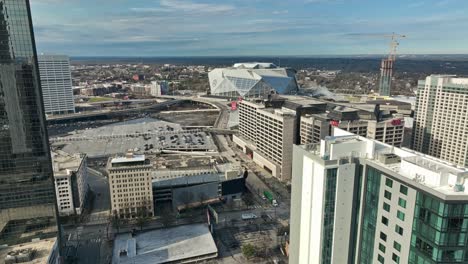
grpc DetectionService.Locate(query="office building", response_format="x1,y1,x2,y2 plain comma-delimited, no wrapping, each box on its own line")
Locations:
412,75,468,167
289,128,468,264
234,96,408,181
300,109,405,147
233,100,296,181
38,55,75,115
52,151,89,216
150,80,168,96
107,153,154,219
208,62,298,98
0,0,59,247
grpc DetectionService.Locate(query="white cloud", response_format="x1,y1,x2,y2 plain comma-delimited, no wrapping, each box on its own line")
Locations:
131,0,235,14
272,10,289,15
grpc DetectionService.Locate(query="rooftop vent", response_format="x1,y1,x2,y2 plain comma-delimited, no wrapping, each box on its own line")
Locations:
378,153,401,165
454,183,465,192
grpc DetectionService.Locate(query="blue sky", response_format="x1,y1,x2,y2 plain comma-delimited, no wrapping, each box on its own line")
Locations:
31,0,468,56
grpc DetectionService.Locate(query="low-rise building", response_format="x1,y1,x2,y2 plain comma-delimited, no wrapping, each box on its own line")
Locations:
107,152,153,219
52,151,89,216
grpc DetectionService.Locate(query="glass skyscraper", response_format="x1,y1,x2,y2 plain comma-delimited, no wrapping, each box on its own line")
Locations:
0,0,59,246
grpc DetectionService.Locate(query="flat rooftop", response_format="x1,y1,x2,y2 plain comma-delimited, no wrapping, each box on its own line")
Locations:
310,129,468,199
112,224,218,264
51,150,84,177
111,154,145,164
0,238,57,264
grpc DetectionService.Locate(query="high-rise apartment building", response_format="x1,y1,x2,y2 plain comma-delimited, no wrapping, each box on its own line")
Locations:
290,128,468,264
0,0,59,246
38,55,75,115
108,153,154,219
412,75,468,167
233,100,296,181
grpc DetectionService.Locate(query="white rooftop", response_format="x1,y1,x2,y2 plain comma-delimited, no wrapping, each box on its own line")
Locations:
233,62,277,69
111,154,145,164
315,128,468,199
112,224,217,264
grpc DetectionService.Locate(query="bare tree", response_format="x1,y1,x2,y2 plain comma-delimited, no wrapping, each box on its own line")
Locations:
135,200,151,230
110,210,123,233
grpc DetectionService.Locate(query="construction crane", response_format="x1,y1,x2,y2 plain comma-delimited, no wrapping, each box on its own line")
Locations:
378,33,406,96
384,33,406,61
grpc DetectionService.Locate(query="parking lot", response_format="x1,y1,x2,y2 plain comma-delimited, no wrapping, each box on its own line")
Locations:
53,118,217,157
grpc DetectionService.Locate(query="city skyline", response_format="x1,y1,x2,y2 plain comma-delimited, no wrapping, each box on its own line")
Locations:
31,0,468,56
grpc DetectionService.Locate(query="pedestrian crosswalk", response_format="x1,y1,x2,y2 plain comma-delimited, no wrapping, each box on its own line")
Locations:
89,238,101,243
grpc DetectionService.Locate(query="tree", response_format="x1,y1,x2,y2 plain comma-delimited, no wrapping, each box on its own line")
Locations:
135,199,152,230
110,210,123,233
242,244,256,259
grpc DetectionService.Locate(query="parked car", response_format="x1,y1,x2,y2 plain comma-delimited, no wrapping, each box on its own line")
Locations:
241,213,258,220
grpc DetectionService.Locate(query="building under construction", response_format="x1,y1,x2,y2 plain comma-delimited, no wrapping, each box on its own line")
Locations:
378,33,405,96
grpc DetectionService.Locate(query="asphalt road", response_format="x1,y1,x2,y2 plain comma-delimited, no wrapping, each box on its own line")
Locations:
86,167,112,225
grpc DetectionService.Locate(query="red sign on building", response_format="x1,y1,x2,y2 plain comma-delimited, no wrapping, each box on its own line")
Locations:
330,120,340,127
391,119,402,126
231,101,237,111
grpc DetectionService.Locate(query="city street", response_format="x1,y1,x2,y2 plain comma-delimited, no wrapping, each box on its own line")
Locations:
86,167,111,224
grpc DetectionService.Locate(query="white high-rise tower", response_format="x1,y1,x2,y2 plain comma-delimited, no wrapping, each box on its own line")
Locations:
38,54,75,115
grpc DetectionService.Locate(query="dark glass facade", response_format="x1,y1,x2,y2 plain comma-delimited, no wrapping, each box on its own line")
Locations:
358,166,382,264
321,168,337,264
0,0,58,246
409,193,468,263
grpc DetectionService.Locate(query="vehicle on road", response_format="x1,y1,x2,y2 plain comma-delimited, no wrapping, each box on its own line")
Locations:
241,213,257,220
264,191,279,207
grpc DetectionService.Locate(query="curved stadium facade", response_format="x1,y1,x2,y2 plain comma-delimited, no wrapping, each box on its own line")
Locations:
208,62,298,98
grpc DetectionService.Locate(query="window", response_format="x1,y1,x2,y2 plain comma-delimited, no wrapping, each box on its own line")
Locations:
380,232,387,241
395,225,404,235
392,253,400,263
382,216,389,226
398,198,407,208
378,254,385,263
383,202,391,212
400,185,408,195
379,243,386,253
384,190,392,200
397,210,405,221
385,178,393,188
393,241,401,252
448,218,463,230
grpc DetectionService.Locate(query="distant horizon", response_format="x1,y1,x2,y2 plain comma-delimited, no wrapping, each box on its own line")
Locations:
68,54,468,58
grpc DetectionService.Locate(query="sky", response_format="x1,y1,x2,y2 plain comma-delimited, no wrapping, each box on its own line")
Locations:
30,0,468,56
